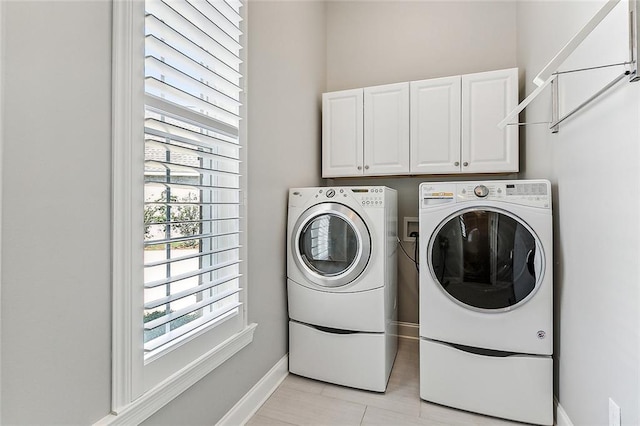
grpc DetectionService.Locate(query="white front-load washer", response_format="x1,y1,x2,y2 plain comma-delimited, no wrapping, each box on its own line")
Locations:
287,186,397,392
419,180,553,425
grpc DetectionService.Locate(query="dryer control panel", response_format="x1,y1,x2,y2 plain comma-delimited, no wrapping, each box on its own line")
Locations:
421,180,551,209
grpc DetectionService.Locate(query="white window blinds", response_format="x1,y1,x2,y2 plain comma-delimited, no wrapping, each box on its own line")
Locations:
143,0,243,356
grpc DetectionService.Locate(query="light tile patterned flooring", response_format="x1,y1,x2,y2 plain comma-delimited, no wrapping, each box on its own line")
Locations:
246,338,529,426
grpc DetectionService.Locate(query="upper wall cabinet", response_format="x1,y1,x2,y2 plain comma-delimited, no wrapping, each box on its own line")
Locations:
364,83,410,176
322,83,409,177
321,88,364,177
461,68,519,174
410,75,462,174
322,67,519,178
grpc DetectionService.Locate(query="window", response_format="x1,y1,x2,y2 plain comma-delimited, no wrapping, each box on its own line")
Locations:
108,0,254,422
143,0,243,359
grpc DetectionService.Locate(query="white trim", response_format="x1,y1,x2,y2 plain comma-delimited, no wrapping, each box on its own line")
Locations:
0,0,4,420
395,321,419,340
555,397,574,426
238,0,250,330
111,0,145,409
216,354,289,426
96,323,257,426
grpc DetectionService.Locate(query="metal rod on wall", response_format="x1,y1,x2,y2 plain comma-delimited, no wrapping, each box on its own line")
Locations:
630,0,640,81
548,70,630,130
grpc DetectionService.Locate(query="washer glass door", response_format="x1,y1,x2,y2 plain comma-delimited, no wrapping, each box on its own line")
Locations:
294,203,371,287
429,208,544,311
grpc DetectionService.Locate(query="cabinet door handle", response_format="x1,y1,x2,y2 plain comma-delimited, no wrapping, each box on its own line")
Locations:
463,162,469,167
357,166,362,170
364,165,369,170
454,161,460,166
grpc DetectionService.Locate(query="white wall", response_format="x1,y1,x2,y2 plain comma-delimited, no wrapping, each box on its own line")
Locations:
1,1,112,423
0,0,325,424
325,1,518,324
326,1,517,91
517,1,640,424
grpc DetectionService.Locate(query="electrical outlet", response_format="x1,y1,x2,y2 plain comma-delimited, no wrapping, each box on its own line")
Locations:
403,217,419,242
609,398,621,426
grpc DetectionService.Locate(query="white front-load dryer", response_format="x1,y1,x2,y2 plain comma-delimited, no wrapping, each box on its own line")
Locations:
287,186,398,392
419,180,553,425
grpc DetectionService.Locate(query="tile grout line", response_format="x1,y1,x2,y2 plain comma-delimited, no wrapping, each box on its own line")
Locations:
359,405,368,426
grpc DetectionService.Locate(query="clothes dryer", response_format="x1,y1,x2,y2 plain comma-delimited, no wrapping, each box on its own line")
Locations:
287,186,397,392
419,180,553,425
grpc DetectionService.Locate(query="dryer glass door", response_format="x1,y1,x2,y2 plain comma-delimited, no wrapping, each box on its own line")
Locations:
429,208,543,311
293,203,371,288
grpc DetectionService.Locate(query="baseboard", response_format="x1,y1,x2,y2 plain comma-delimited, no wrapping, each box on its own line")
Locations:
216,354,289,426
395,321,419,340
555,397,574,426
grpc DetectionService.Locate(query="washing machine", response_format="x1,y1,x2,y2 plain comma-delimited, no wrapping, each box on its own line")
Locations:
287,186,397,392
419,180,553,425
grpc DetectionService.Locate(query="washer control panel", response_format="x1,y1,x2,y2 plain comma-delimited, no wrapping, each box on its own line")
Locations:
421,180,551,209
290,186,390,208
351,187,386,207
309,187,387,207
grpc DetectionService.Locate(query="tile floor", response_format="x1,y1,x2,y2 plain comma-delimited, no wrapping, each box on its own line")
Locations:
246,338,529,425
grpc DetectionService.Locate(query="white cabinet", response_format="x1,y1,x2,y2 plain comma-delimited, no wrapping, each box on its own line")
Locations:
363,83,410,176
321,88,363,177
322,68,518,177
410,76,462,174
461,68,519,173
322,83,409,178
411,68,518,174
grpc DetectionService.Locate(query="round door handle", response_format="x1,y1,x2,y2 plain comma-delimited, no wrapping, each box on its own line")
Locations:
463,162,469,167
364,165,370,170
454,161,460,166
357,166,362,170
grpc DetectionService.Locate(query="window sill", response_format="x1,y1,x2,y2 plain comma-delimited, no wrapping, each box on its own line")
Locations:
95,323,257,426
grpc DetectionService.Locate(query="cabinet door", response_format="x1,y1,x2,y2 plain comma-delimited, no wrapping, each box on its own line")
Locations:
322,89,364,178
363,82,410,175
410,76,462,174
461,68,519,173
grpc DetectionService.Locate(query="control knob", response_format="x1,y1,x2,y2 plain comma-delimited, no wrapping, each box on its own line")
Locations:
474,185,489,198
326,189,335,198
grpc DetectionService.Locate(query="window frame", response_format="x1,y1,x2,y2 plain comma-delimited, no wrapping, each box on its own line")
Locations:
0,1,4,420
103,1,254,423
